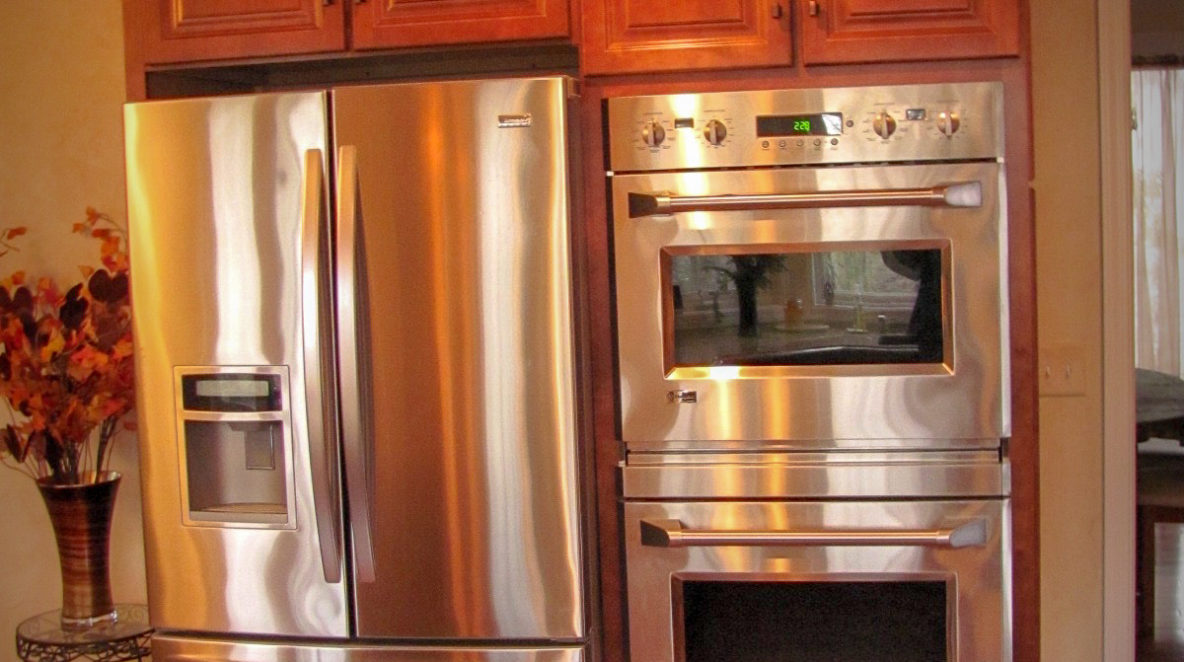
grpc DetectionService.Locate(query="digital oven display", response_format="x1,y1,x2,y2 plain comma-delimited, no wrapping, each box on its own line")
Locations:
756,113,844,137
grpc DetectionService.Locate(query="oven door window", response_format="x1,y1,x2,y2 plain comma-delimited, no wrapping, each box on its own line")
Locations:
677,578,950,662
664,244,949,371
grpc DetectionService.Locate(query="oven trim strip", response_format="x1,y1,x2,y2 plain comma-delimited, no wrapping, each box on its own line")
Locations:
621,456,1010,499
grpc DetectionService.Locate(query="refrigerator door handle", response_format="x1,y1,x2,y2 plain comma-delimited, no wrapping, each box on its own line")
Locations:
335,145,377,582
300,148,344,584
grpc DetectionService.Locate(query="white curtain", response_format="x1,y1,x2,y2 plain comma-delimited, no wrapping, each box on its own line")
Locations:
1133,67,1184,375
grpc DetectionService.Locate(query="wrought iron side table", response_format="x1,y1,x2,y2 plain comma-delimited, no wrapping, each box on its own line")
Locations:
15,604,151,662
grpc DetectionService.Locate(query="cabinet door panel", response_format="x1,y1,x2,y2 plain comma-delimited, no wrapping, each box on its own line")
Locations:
352,0,569,50
799,0,1019,64
582,0,791,75
140,0,345,64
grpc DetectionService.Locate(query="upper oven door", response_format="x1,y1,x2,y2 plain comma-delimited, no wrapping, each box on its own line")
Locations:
611,161,1008,449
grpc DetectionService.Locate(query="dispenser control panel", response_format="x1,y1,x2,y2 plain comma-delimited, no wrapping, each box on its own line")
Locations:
181,373,283,412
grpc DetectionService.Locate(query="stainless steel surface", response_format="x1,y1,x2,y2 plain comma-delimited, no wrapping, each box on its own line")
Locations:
127,77,587,646
626,181,982,217
332,77,584,640
607,82,1003,172
151,635,586,662
299,148,344,584
333,143,377,584
621,451,1010,498
639,516,988,548
125,91,348,636
610,82,1011,662
612,161,1009,447
625,499,1012,662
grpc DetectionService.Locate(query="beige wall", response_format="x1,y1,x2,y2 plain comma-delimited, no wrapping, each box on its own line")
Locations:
0,3,146,660
1031,0,1113,660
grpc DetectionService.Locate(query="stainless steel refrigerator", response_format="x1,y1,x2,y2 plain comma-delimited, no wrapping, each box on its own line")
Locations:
124,77,589,662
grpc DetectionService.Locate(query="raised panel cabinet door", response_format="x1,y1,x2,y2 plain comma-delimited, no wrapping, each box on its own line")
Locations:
351,0,569,50
799,0,1019,64
581,0,791,75
137,0,346,64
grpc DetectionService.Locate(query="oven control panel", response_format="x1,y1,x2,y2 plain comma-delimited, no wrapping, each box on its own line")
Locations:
606,82,1003,173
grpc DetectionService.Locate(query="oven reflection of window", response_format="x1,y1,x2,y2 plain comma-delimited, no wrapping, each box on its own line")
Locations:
668,248,943,367
677,579,948,662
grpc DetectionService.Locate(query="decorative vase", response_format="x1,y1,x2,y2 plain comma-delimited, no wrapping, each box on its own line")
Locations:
36,471,121,629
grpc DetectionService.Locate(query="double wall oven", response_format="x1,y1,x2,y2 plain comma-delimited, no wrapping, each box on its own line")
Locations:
607,82,1012,661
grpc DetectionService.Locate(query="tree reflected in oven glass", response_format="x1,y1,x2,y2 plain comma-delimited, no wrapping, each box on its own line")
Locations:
667,248,945,367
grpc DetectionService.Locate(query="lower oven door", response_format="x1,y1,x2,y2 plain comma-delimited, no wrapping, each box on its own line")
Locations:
625,499,1011,662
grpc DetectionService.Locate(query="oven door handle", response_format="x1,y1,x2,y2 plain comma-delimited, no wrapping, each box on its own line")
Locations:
639,517,988,549
627,181,982,218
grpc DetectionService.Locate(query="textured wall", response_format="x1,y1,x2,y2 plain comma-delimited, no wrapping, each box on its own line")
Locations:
0,3,147,661
1031,0,1107,660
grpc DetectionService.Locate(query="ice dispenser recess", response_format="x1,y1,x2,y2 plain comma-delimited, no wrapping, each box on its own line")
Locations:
175,367,296,529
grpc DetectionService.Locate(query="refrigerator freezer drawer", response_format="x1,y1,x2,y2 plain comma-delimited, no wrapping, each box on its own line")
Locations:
151,635,585,662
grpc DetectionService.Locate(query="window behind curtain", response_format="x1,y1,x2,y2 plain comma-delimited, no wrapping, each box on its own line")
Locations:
1133,67,1184,375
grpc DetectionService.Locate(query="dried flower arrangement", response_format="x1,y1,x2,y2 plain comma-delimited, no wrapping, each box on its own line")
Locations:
0,208,134,485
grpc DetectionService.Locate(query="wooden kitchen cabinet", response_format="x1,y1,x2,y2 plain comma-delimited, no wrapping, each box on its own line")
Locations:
132,0,569,67
352,0,569,51
580,0,1018,75
133,0,347,64
797,0,1019,64
580,0,792,75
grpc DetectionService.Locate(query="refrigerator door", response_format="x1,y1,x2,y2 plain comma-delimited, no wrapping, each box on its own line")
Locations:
332,77,584,640
125,92,348,637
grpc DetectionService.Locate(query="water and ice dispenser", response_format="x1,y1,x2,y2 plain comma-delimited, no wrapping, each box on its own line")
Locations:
175,367,296,528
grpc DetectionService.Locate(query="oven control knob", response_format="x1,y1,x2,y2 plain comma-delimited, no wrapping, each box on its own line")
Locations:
641,121,666,147
873,111,897,139
703,119,728,146
937,111,962,137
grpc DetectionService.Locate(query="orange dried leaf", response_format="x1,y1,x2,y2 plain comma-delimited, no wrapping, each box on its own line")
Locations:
101,397,127,417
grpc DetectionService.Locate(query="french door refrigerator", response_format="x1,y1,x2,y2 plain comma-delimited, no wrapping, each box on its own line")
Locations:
124,76,589,661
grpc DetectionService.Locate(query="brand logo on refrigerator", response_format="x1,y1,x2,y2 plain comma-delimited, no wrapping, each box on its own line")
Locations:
498,114,533,128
